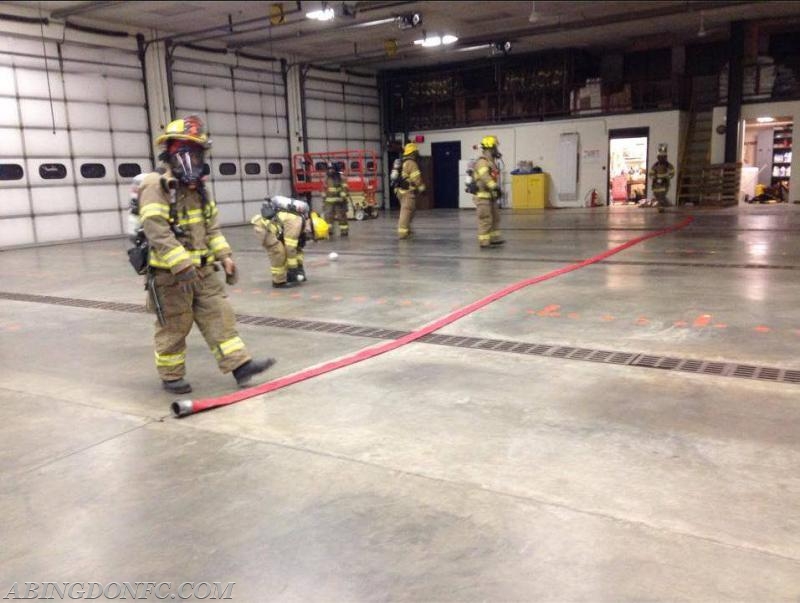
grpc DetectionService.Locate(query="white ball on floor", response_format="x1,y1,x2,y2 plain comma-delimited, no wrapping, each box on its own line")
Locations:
328,252,338,261
296,274,305,281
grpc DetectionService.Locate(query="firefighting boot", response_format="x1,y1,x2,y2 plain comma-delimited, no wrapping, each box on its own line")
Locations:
162,378,192,395
233,357,277,387
272,280,298,289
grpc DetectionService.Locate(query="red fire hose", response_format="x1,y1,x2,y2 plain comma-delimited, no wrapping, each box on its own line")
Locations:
172,216,693,418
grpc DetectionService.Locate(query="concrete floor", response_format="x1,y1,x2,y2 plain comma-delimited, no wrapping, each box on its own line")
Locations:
2,205,800,601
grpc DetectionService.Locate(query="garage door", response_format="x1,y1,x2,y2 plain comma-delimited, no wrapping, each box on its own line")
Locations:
303,67,382,204
170,49,290,226
0,35,151,248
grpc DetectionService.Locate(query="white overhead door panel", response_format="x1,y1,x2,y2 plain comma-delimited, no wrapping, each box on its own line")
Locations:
30,185,77,214
0,34,150,248
35,213,80,242
171,50,290,225
68,102,111,130
0,97,19,125
0,217,35,246
81,210,121,238
0,187,30,217
1,129,23,155
303,67,383,204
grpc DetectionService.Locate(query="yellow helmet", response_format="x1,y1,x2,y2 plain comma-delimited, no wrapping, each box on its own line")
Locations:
155,115,211,148
481,135,499,150
310,211,330,240
403,142,418,156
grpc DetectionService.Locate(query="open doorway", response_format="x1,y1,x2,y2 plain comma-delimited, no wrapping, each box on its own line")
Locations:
741,115,792,204
607,127,649,206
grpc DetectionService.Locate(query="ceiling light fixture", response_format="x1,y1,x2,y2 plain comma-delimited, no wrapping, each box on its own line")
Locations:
413,32,458,47
306,3,335,21
757,116,776,123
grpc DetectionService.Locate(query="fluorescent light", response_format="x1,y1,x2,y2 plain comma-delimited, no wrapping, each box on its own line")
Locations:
306,7,335,21
414,35,441,47
413,34,457,47
757,116,775,123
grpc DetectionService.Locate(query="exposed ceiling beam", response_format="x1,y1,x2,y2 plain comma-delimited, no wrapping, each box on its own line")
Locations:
315,0,759,69
50,1,123,20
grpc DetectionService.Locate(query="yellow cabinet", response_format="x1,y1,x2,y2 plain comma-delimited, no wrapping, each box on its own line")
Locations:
511,173,549,209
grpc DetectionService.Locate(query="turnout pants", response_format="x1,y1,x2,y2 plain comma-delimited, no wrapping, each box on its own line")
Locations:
255,219,304,285
473,197,503,247
397,191,416,238
323,200,349,235
147,265,250,381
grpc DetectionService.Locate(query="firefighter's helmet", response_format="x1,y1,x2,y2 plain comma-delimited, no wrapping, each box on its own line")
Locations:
403,143,418,156
480,135,499,150
310,211,330,240
657,143,668,158
156,115,211,148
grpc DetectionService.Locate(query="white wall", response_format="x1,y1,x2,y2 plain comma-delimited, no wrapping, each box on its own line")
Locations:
711,100,800,202
398,110,683,208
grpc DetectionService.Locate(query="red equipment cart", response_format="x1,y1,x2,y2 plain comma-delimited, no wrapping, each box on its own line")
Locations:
292,149,381,220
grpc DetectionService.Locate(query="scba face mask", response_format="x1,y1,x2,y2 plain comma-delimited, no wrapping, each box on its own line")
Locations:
169,144,206,187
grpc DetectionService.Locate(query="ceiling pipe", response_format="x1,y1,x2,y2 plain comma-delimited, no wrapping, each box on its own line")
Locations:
224,1,417,49
314,0,760,69
146,7,304,46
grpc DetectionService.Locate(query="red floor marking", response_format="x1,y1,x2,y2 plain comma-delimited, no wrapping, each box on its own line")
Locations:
567,313,580,319
333,296,343,301
601,315,615,322
754,325,771,333
376,299,387,304
290,293,302,298
233,289,243,294
177,217,695,417
693,314,712,328
352,296,368,302
636,317,650,325
398,300,413,306
674,320,689,327
310,294,320,299
714,324,727,329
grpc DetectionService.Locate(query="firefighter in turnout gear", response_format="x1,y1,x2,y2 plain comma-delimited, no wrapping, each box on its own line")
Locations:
648,143,676,213
472,135,505,248
323,165,350,237
395,143,425,239
251,196,329,288
139,116,275,394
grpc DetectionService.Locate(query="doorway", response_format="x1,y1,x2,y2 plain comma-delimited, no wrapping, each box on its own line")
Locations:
741,116,792,204
607,128,649,206
432,141,461,208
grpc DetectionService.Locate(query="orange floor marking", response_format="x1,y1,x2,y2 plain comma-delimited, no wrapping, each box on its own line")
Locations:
713,323,727,329
674,320,689,327
636,317,650,325
754,325,771,333
601,315,615,322
567,312,580,319
536,304,561,317
693,314,712,327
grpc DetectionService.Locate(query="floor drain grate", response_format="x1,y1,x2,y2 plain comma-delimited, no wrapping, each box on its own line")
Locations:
3,290,798,385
